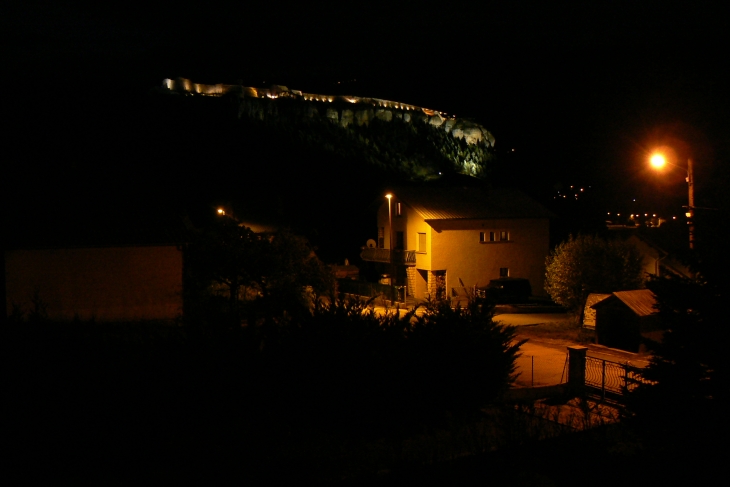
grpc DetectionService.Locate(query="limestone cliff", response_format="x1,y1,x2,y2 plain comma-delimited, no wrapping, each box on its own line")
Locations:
160,78,496,178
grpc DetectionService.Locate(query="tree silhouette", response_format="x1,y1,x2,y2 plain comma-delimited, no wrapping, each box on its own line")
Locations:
544,234,644,313
186,218,333,327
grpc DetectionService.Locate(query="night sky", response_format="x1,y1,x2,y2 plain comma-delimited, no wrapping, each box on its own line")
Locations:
4,1,729,248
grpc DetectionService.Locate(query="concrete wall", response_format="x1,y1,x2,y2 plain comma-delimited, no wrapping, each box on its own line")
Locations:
5,245,183,322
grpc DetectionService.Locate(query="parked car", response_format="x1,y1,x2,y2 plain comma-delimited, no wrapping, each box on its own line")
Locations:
477,278,532,304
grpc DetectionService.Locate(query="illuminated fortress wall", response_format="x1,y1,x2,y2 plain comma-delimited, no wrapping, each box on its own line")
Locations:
161,78,495,147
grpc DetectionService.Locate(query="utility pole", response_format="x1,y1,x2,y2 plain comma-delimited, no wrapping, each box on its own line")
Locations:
686,158,695,250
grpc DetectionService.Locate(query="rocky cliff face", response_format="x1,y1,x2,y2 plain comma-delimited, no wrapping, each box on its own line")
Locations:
163,77,495,147
160,78,496,178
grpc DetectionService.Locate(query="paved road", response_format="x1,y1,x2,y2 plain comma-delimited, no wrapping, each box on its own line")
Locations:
494,312,572,326
514,340,569,387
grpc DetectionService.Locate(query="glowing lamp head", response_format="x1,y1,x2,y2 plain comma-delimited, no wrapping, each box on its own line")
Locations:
217,208,225,215
385,193,392,200
650,153,667,169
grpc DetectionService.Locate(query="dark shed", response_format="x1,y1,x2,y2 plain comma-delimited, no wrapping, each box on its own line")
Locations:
592,289,659,352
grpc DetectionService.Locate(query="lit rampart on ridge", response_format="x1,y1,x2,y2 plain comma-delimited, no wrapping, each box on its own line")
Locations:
162,78,447,118
160,78,495,148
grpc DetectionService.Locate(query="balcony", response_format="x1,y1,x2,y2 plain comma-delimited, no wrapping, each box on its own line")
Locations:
360,248,416,266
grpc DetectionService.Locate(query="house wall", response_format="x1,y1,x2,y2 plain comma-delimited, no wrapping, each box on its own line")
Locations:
626,234,692,279
429,218,550,296
5,245,183,322
376,199,550,298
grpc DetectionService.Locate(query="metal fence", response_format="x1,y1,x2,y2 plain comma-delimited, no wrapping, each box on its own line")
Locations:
585,356,655,400
336,279,406,302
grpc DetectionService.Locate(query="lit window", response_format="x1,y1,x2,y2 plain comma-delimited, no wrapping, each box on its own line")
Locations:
481,231,498,243
418,233,427,253
378,227,385,248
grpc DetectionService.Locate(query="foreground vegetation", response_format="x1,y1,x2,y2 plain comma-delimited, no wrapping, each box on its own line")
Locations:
6,296,524,484
6,224,727,484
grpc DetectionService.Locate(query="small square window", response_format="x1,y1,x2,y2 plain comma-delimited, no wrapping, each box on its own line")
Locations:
500,267,509,277
500,231,509,241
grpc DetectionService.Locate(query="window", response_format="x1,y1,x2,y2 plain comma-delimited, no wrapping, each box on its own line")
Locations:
378,227,385,248
396,202,402,216
500,267,509,277
500,231,509,241
479,231,498,243
417,232,427,253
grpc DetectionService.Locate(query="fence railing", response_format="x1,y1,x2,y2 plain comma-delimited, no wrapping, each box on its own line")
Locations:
336,279,406,302
359,248,416,265
584,356,655,400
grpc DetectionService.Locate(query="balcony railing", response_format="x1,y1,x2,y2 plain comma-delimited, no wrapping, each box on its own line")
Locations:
360,248,416,265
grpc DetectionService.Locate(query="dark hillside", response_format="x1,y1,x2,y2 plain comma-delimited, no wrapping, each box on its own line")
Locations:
6,78,499,262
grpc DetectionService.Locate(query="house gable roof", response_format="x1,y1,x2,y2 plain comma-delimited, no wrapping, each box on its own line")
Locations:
391,186,555,220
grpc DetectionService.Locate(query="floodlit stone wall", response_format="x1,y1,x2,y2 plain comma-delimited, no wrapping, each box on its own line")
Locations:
161,78,495,146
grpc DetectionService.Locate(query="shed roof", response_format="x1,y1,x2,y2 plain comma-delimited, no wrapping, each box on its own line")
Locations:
391,186,554,220
592,289,657,317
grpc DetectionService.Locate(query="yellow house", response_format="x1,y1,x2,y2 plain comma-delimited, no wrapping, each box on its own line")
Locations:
360,186,553,301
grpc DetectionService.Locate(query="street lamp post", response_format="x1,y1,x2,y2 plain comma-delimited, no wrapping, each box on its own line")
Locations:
650,153,695,249
385,194,395,303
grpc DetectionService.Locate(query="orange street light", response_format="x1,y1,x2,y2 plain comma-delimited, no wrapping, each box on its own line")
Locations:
385,194,393,253
649,151,695,249
650,153,667,169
